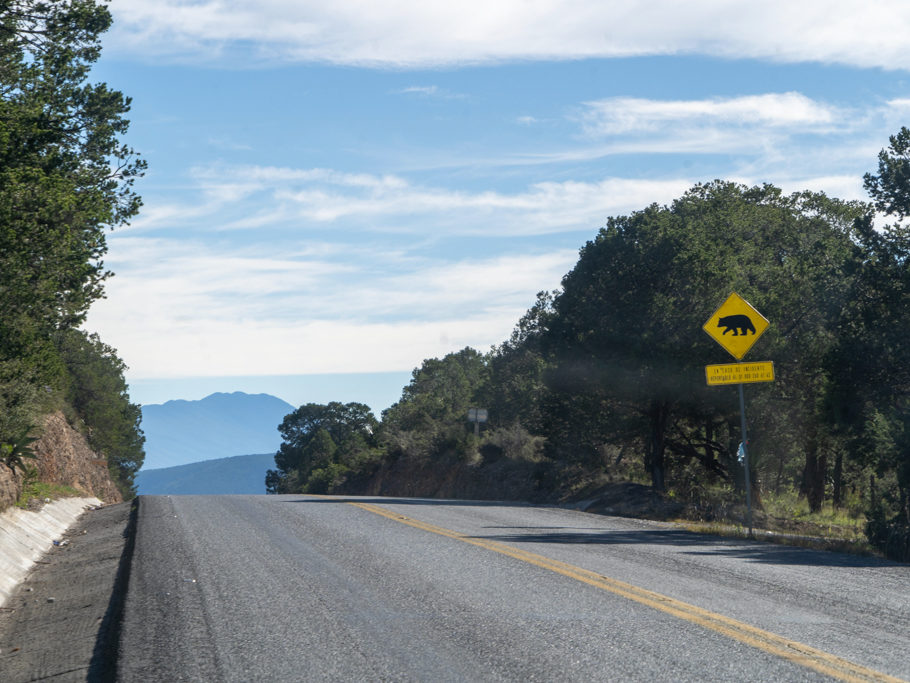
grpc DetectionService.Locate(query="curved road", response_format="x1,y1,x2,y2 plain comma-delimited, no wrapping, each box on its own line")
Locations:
118,495,910,681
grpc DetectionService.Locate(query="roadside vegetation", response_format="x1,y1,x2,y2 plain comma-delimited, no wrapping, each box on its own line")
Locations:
268,133,910,563
0,1,145,499
0,5,906,561
16,480,82,510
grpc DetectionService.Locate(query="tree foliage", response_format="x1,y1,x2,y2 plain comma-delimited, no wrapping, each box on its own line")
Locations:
267,349,492,494
485,291,555,433
0,0,143,353
0,0,145,497
55,330,145,497
834,129,910,553
539,182,864,497
864,127,910,220
266,402,378,494
267,132,910,561
380,348,489,460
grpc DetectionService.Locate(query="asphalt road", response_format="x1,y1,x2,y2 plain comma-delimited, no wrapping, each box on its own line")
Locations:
116,495,910,682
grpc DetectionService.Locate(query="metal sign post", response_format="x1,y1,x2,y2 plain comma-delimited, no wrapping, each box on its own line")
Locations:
703,293,773,539
467,408,488,437
738,383,753,536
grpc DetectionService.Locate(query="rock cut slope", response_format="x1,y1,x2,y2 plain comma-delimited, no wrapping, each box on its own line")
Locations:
0,412,123,512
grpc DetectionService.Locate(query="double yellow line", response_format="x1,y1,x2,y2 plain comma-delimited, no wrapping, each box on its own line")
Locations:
346,500,903,683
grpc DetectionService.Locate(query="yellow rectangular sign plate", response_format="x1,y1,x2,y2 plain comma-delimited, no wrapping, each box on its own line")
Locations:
706,361,775,386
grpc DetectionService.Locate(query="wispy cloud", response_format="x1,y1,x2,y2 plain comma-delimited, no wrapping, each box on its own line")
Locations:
121,88,887,247
133,163,694,236
207,137,254,151
88,237,577,377
108,1,910,70
393,85,468,100
397,85,440,96
579,93,844,137
549,92,889,191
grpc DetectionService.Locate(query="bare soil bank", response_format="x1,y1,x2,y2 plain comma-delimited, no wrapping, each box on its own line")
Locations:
344,454,687,521
0,412,123,512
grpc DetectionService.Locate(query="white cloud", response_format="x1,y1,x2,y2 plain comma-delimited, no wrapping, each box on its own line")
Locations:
779,175,868,202
89,167,876,381
194,165,409,192
90,316,508,378
580,93,843,137
397,85,440,96
207,137,254,151
97,236,575,321
177,163,694,235
86,237,577,377
394,85,466,99
108,1,910,70
129,154,875,245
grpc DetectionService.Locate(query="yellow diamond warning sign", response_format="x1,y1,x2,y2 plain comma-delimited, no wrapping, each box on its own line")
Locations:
703,292,769,360
706,361,775,386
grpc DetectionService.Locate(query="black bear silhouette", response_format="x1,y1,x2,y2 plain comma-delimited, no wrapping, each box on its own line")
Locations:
718,314,755,336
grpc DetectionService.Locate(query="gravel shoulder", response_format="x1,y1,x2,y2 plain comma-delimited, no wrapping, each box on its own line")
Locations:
0,501,134,682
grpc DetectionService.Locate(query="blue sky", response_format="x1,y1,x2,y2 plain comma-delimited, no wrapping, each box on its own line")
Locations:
83,1,910,412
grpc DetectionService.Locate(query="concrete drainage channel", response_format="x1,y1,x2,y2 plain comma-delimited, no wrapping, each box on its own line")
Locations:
0,497,137,682
0,497,104,606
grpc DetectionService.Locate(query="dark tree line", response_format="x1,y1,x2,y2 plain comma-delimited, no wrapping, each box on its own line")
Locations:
0,1,145,498
268,134,910,558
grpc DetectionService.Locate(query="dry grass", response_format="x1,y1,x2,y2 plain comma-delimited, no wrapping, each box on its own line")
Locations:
16,481,82,509
675,519,876,555
664,488,875,556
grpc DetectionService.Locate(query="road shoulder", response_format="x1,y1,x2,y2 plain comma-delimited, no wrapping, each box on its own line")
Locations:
0,501,134,682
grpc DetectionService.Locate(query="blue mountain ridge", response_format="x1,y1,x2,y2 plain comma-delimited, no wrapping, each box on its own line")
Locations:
135,453,276,495
140,391,295,471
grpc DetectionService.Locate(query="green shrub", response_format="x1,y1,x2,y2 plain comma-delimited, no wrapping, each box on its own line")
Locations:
483,423,545,462
0,360,43,444
866,518,910,562
1,426,38,474
305,463,350,494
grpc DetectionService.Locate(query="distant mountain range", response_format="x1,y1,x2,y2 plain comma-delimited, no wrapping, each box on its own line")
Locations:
140,391,295,470
135,453,276,495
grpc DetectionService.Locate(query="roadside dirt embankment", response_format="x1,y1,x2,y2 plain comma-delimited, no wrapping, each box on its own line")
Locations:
348,455,546,502
0,412,123,512
347,454,686,521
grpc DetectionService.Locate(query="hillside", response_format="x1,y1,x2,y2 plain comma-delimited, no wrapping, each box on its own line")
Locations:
0,412,123,512
140,392,294,470
135,453,275,495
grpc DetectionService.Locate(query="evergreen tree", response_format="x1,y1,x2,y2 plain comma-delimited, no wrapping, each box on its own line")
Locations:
0,0,143,360
542,182,864,496
380,348,489,461
267,402,378,494
0,1,145,496
55,330,145,497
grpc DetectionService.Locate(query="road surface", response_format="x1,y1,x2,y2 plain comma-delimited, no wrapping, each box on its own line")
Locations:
118,495,910,682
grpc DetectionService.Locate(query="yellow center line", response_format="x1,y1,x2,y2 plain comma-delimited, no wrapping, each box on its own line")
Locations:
343,499,904,683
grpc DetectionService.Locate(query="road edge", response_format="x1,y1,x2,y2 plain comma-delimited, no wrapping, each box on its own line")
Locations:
89,496,140,681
